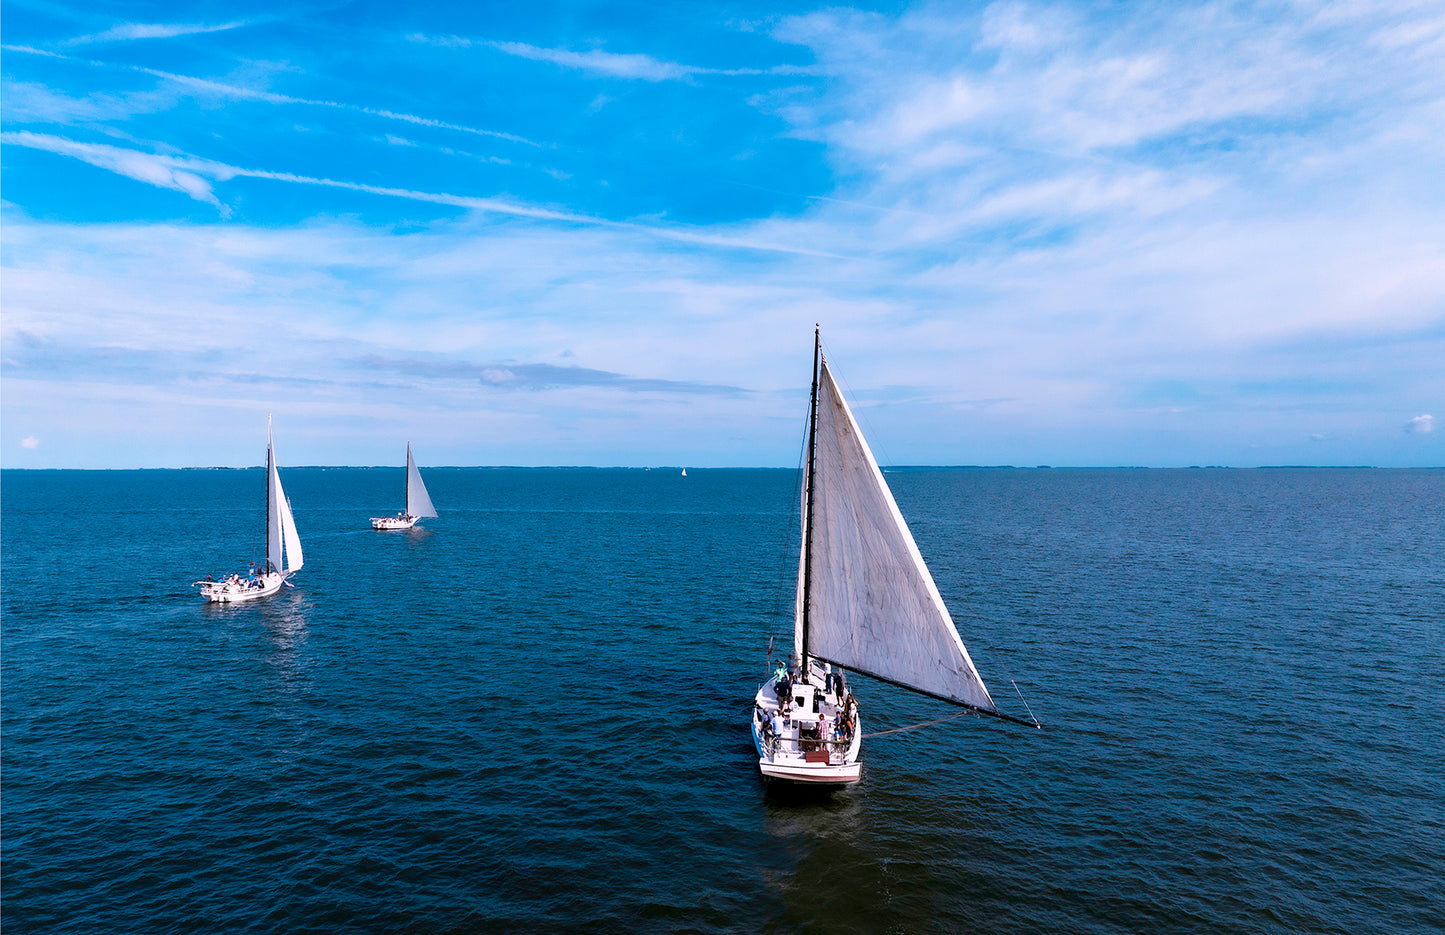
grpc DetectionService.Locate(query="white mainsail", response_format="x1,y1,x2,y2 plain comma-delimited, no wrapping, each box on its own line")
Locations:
405,445,438,519
797,357,996,712
266,424,304,574
277,478,303,572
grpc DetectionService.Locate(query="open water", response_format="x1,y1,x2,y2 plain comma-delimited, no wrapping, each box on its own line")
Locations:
2,466,1442,934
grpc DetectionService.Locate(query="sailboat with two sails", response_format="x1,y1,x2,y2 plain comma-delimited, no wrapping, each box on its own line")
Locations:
750,328,1039,786
195,416,304,603
370,445,438,530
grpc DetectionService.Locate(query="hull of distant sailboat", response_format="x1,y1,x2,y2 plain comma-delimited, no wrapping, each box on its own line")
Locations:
197,572,289,603
370,514,418,530
751,671,863,786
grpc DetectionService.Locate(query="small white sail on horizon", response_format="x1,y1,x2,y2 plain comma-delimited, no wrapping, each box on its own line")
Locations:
196,416,303,603
751,328,1037,788
371,444,438,529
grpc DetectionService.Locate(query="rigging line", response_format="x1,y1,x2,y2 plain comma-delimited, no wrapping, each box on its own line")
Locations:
862,709,975,739
1011,679,1040,727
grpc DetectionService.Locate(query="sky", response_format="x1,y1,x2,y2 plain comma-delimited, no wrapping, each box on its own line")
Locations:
2,0,1442,468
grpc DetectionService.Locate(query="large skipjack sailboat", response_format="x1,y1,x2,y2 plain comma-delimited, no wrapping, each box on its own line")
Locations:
370,444,438,530
195,416,304,603
750,328,1039,787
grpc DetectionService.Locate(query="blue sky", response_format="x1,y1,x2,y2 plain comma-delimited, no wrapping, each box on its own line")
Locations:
3,0,1442,468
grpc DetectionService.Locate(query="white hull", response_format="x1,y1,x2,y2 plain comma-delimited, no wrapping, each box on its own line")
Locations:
196,572,289,603
752,667,862,786
371,514,418,530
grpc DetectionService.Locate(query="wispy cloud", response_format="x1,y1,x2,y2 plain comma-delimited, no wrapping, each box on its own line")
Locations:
1406,414,1435,434
3,131,843,257
409,33,815,81
485,40,698,81
4,131,227,212
65,21,250,46
0,213,810,466
358,356,747,395
1,78,172,124
773,0,1445,188
3,130,558,217
21,436,41,449
1,44,542,146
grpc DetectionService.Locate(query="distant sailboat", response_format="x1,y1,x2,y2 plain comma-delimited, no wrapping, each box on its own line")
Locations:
195,416,304,603
370,444,438,530
750,328,1038,786
681,468,687,477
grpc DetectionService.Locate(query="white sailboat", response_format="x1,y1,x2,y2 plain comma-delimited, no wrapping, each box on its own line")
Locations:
195,416,304,603
751,328,1038,787
370,444,438,530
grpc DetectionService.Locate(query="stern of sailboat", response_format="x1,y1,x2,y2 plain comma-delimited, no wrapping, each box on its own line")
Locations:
752,671,863,786
195,572,286,603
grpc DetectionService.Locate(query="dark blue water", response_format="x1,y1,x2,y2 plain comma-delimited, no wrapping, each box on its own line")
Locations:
3,467,1442,934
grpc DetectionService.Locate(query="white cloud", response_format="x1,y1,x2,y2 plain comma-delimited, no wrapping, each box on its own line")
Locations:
486,40,696,82
66,21,249,46
5,195,1442,466
3,131,227,212
1406,414,1435,434
2,131,840,257
408,33,814,81
0,212,845,466
0,79,171,124
21,436,41,449
0,45,542,146
785,10,1329,168
978,1,1075,53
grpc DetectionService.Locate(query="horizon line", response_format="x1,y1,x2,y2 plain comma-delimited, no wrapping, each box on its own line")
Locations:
5,464,1438,472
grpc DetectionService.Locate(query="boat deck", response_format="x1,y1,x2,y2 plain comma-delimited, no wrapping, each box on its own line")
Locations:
752,664,862,785
371,513,417,529
196,571,285,603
